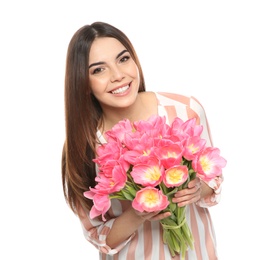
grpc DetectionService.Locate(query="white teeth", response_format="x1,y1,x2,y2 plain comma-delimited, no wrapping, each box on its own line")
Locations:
111,85,129,94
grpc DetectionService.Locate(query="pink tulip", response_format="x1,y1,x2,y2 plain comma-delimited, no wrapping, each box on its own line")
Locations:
130,158,164,187
89,194,111,221
134,115,171,139
123,133,155,163
192,147,227,181
95,163,127,194
132,187,169,212
153,143,184,169
163,165,189,188
94,139,126,165
105,118,134,143
170,117,203,139
182,136,206,161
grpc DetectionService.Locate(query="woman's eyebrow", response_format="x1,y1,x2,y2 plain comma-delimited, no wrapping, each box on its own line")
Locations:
116,50,128,59
88,49,128,69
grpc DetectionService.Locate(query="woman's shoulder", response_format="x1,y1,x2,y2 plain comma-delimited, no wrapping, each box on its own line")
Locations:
155,91,201,106
155,91,206,117
141,91,204,112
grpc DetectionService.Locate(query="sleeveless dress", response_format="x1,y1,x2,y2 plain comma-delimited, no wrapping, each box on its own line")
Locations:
78,92,223,260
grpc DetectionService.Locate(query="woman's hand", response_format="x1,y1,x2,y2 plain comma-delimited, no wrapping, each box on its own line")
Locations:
172,177,202,207
134,209,171,222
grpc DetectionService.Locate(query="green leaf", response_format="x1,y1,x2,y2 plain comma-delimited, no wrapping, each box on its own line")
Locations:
120,189,134,200
126,185,136,197
165,187,178,197
181,223,194,249
167,202,176,213
167,232,178,256
110,194,125,200
163,230,168,244
169,231,180,253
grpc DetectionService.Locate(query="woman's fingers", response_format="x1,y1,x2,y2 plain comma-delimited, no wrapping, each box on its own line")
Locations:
134,209,171,221
172,178,202,206
149,211,171,221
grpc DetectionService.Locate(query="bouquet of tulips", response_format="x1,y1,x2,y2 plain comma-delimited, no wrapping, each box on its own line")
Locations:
84,115,227,259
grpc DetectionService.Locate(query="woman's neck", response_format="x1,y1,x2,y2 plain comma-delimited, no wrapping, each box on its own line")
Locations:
100,91,158,133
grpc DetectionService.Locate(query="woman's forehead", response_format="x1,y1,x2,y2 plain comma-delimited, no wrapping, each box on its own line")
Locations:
89,37,126,61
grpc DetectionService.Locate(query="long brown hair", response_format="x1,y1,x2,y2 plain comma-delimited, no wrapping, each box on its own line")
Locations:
62,21,146,214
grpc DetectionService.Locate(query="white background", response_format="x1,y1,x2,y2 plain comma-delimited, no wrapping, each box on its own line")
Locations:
1,1,279,259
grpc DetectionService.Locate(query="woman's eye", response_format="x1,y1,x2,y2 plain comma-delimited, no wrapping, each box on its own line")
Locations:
92,67,103,74
120,55,130,63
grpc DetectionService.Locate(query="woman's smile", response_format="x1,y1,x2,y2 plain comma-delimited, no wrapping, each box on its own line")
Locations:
110,84,130,95
88,37,140,109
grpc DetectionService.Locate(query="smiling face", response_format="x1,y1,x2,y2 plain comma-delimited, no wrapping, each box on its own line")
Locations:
88,37,140,112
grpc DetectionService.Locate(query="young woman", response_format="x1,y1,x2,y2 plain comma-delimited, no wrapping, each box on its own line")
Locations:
62,21,223,260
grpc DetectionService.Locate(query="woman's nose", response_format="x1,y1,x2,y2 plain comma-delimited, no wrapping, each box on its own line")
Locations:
110,66,124,82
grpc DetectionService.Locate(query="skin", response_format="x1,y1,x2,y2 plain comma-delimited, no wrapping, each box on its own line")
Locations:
88,37,214,248
88,37,156,132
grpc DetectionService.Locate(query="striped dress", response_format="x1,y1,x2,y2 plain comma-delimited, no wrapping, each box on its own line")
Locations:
78,92,223,260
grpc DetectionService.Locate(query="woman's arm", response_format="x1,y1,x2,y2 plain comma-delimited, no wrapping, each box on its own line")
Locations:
105,206,171,248
78,202,171,253
172,176,223,208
